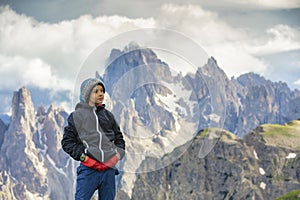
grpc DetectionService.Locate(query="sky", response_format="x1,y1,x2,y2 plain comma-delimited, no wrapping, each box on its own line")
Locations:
0,0,300,113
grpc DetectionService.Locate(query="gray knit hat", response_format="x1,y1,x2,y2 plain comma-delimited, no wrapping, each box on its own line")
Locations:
79,78,105,102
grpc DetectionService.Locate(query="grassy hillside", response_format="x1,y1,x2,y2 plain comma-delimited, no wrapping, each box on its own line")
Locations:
261,119,300,150
274,189,300,200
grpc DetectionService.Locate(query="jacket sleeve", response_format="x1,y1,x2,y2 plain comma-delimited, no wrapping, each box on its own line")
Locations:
111,113,126,160
61,113,85,161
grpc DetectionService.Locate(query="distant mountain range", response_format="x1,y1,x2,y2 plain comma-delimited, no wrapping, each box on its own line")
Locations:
99,43,300,137
0,44,299,199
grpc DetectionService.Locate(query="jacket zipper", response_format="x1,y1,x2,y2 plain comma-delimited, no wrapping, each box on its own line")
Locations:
93,107,104,162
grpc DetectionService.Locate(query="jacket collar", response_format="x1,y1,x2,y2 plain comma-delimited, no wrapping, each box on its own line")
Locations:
75,102,106,110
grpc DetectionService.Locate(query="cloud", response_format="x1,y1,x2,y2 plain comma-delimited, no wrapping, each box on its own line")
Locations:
0,5,157,112
1,4,298,84
157,4,269,77
209,43,268,77
156,3,300,79
0,55,72,91
1,4,298,85
244,24,300,55
159,4,242,44
0,3,299,113
0,5,156,91
219,0,300,10
294,78,300,85
261,0,300,9
2,0,300,25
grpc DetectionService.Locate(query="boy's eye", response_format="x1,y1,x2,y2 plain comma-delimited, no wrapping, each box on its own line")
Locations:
94,89,103,93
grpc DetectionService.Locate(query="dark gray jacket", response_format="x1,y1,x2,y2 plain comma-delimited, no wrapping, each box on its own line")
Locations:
61,103,125,162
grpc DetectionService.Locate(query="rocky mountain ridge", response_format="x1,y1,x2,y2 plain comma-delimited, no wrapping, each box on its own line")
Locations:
0,44,299,199
2,87,297,199
130,120,300,200
101,44,300,138
0,118,7,149
100,44,300,197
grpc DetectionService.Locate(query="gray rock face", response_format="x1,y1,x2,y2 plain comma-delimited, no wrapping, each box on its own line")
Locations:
0,87,75,199
186,59,300,136
229,73,300,136
131,124,300,200
0,171,17,199
0,87,47,198
103,44,197,143
244,125,300,199
0,118,7,150
104,45,300,138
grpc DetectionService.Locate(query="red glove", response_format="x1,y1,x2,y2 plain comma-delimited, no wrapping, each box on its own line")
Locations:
81,156,98,168
94,162,109,171
103,155,118,168
82,155,118,171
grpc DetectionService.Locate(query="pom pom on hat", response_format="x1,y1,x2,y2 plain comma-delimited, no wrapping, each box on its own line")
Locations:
79,78,105,102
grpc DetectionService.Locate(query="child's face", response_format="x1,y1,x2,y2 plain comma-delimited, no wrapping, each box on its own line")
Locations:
88,85,104,106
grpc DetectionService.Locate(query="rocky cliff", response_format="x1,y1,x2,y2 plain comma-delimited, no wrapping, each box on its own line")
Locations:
0,118,7,150
131,120,300,200
0,87,74,200
228,73,300,136
185,58,300,136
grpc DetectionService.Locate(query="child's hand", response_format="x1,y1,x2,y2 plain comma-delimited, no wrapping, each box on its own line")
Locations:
81,156,97,168
81,155,118,171
103,155,118,168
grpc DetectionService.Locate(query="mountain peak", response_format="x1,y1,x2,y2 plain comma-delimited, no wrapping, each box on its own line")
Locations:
237,72,270,87
104,43,167,94
0,87,69,199
200,57,228,80
37,104,45,116
11,87,35,125
124,41,141,52
107,42,142,64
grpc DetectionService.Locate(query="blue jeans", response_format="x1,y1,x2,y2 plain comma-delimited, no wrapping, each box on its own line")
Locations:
75,164,116,200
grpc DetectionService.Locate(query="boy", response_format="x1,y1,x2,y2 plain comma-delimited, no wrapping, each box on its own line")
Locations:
62,78,125,200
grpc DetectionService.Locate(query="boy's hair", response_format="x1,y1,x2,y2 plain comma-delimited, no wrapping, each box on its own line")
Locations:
80,78,105,103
